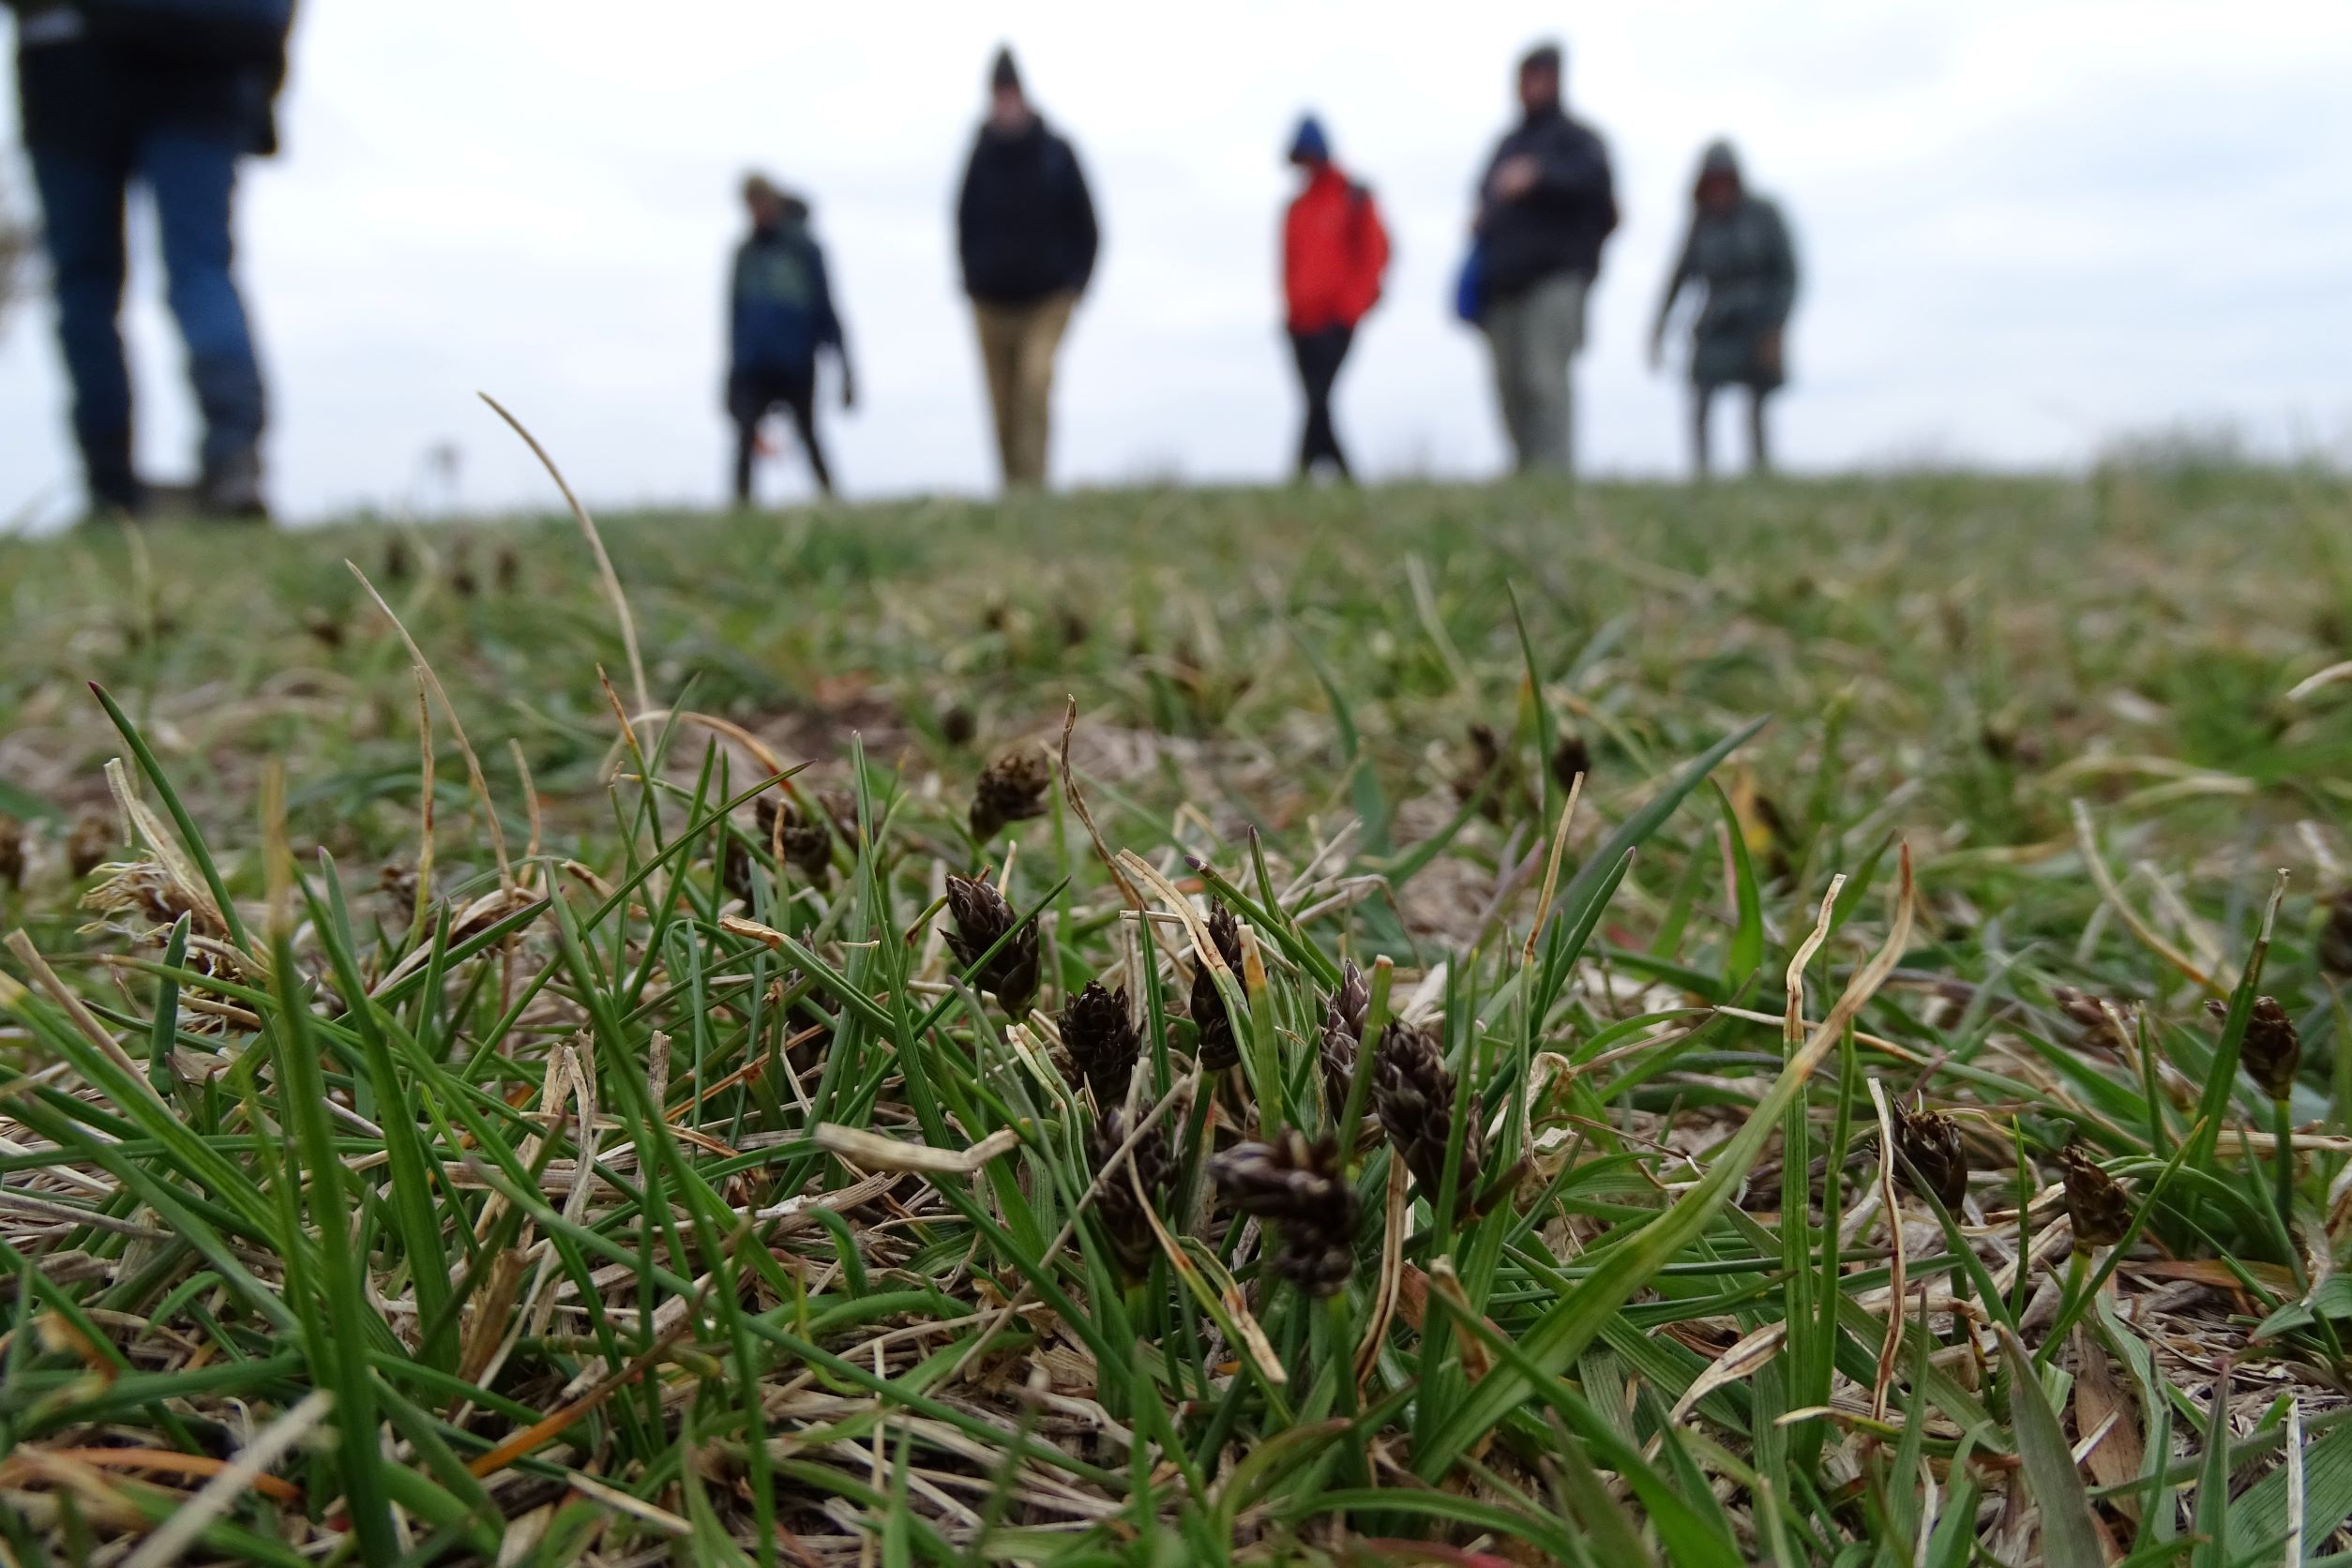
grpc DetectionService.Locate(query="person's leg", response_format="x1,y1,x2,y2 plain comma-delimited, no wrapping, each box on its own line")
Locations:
1009,292,1074,489
972,301,1023,488
139,124,266,505
1482,293,1531,471
1525,273,1586,476
784,371,834,496
1748,387,1772,475
1690,385,1713,480
26,143,140,510
1311,325,1353,478
1289,330,1319,477
726,370,762,505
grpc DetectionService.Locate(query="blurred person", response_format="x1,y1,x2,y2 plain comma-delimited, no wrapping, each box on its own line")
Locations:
10,0,294,520
1470,41,1617,477
1280,113,1388,482
727,173,852,505
1649,140,1798,478
956,45,1097,491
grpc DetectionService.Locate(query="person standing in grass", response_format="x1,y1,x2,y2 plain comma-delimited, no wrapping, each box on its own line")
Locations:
10,0,294,520
1469,40,1618,478
956,45,1098,492
1280,114,1389,482
726,173,852,505
1650,140,1799,478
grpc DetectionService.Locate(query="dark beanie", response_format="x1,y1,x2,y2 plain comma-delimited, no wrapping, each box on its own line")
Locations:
1519,41,1562,77
990,46,1021,93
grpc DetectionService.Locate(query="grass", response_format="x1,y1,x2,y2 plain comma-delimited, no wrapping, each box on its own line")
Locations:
2,466,2351,1563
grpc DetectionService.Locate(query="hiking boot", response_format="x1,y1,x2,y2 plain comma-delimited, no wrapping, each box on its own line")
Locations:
198,447,270,522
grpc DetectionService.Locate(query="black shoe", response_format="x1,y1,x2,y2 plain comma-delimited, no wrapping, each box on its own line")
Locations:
198,448,270,522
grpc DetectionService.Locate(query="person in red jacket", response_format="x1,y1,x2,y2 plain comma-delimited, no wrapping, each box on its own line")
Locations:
1282,115,1389,481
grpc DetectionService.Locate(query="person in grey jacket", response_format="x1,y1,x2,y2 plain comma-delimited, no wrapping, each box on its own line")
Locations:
1470,40,1617,477
1649,141,1799,477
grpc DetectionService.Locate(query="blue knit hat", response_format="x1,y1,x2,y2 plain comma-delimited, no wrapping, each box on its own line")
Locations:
1288,114,1330,164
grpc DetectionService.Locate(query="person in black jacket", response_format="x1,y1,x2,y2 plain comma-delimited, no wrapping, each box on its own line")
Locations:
1470,41,1617,477
11,0,294,520
727,173,852,504
955,46,1097,491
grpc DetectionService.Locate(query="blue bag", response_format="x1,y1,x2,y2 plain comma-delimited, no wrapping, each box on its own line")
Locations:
1452,241,1486,325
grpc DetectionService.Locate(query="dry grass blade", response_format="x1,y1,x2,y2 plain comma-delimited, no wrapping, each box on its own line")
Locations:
348,565,512,891
118,1391,332,1568
479,391,649,719
807,1123,1021,1173
1865,1078,1907,1422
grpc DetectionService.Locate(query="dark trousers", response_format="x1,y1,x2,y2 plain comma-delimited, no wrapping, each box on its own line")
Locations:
1289,324,1354,479
29,126,265,508
729,366,832,502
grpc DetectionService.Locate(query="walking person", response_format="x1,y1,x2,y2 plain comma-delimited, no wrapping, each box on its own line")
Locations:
1649,141,1798,478
1468,41,1618,477
1281,114,1388,482
726,173,852,505
956,46,1097,492
12,0,295,520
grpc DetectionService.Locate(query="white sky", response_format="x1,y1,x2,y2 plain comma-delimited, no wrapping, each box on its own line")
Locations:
2,0,2346,524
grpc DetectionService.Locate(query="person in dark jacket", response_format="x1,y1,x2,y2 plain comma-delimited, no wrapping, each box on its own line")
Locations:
1650,141,1798,478
11,0,293,520
956,46,1097,491
1470,41,1617,477
727,173,852,504
1281,114,1388,481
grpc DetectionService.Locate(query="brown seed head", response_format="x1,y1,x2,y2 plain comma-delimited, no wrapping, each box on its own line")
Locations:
67,810,116,880
1189,900,1245,1071
1319,959,1370,1121
2059,1143,2132,1251
494,546,520,594
943,869,1039,1016
0,814,23,890
1061,980,1140,1108
1892,1101,1968,1212
300,608,345,649
1373,1021,1486,1214
382,535,414,584
2321,889,2352,979
379,860,419,908
2235,994,2302,1102
1090,1109,1173,1281
1212,1129,1360,1296
1550,731,1592,792
940,704,977,747
1455,722,1520,822
970,747,1051,841
2052,987,2133,1055
756,792,834,884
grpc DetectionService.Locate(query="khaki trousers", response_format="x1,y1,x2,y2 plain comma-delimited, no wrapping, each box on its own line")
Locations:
972,291,1077,490
1482,271,1588,476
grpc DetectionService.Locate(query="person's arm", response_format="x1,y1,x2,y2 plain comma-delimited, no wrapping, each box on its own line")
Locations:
725,245,749,364
1522,124,1610,209
1063,142,1100,294
1649,222,1696,369
1360,188,1392,285
954,144,981,294
811,242,854,409
1758,203,1798,326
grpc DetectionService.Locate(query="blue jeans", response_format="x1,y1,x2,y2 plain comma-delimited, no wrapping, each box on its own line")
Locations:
30,126,265,500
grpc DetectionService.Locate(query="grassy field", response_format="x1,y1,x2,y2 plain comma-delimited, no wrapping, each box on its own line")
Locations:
2,468,2350,1564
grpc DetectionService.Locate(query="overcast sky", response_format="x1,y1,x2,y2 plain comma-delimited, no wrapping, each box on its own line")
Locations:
2,1,2346,525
